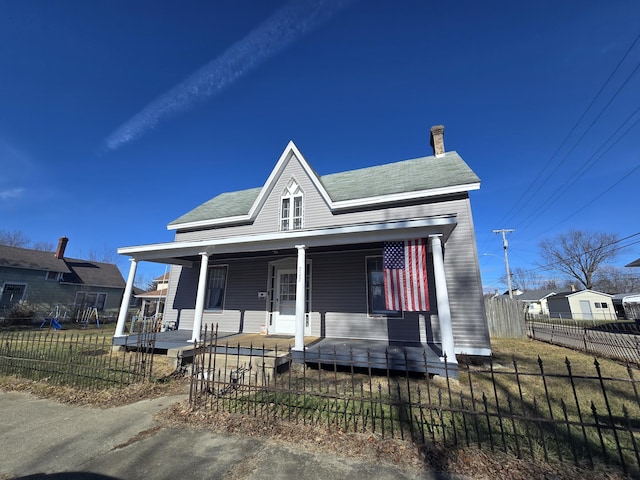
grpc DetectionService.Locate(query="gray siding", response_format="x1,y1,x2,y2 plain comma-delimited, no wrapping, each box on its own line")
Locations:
163,237,489,351
165,258,272,332
161,153,489,352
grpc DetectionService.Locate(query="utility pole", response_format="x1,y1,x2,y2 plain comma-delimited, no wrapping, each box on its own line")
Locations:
493,229,515,298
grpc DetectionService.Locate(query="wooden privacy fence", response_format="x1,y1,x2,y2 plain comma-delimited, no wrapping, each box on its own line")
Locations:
0,330,157,389
189,328,640,477
485,297,526,338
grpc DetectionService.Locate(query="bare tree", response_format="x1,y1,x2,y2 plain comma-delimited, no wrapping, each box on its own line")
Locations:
0,229,30,247
593,265,640,293
32,241,55,252
501,267,542,291
87,247,118,264
539,229,619,290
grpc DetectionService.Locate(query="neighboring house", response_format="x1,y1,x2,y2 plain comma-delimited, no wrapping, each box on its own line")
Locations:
611,293,640,320
546,289,616,322
115,125,491,363
0,237,126,320
518,289,556,315
134,272,169,324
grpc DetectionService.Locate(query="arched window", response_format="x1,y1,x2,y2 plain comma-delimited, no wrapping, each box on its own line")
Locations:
280,178,303,231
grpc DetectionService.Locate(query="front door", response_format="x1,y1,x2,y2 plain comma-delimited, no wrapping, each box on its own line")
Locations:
274,268,297,334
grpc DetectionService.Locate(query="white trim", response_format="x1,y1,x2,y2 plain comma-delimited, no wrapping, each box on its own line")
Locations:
455,347,492,356
167,214,251,231
119,216,458,262
331,183,480,211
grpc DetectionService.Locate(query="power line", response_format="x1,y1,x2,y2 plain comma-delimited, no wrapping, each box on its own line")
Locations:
539,161,640,235
517,105,640,230
499,30,640,227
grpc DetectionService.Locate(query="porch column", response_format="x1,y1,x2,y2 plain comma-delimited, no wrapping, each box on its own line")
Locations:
294,245,306,351
115,258,137,337
191,251,210,342
430,235,457,364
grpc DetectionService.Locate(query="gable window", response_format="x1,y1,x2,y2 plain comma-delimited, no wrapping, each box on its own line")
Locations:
280,178,303,231
206,265,228,311
366,257,401,317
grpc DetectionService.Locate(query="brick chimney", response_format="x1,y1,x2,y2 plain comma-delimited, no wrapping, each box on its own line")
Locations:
430,125,445,157
55,237,68,259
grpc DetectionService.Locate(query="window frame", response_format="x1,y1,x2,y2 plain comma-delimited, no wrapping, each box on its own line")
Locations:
74,292,108,311
365,256,402,318
280,178,304,231
45,271,61,281
205,264,228,312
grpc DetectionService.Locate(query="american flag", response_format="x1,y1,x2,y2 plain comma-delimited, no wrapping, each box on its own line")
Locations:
383,239,429,311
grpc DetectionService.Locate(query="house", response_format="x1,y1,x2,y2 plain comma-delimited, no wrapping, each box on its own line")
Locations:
114,125,491,365
611,293,640,320
518,289,556,316
546,289,616,322
0,237,126,321
134,272,170,327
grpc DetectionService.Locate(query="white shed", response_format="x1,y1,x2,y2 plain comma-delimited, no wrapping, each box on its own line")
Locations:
546,289,615,322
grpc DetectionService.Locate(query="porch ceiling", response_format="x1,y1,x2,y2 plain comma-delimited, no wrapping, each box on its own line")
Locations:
118,214,457,265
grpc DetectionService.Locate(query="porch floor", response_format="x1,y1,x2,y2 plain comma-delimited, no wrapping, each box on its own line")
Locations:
112,330,455,377
299,338,454,377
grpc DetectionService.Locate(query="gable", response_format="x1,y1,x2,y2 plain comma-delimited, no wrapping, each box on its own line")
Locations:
168,142,480,232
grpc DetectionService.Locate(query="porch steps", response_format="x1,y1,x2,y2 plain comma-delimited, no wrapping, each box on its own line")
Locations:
168,345,291,373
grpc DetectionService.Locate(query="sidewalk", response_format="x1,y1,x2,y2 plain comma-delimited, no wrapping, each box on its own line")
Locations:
0,391,461,480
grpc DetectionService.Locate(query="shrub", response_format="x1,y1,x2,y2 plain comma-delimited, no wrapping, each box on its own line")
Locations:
2,303,37,325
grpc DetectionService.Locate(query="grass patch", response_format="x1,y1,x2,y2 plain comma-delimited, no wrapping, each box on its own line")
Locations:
191,337,640,476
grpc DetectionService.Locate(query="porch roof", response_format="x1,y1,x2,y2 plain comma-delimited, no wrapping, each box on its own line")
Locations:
118,214,457,265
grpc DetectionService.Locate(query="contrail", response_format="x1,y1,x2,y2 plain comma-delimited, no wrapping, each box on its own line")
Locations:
104,0,353,151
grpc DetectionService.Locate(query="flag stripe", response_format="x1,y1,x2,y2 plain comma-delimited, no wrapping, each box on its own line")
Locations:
383,239,429,312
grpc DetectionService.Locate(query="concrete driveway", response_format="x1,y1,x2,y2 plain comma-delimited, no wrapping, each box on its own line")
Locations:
0,391,456,480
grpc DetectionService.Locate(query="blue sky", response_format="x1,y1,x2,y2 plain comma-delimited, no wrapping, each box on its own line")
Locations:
1,0,639,290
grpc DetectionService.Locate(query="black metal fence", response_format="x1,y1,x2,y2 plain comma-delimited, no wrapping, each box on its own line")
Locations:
527,320,640,365
0,329,157,389
189,328,640,477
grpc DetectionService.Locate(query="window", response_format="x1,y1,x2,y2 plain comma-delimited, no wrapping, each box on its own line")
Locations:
45,271,61,281
0,283,27,309
366,257,401,317
205,265,228,311
280,178,303,231
74,292,107,311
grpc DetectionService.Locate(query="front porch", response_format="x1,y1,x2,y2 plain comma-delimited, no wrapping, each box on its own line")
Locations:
111,330,454,377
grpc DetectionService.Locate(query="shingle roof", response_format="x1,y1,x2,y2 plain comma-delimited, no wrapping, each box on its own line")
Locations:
320,151,479,201
517,290,556,301
170,188,261,226
0,244,70,273
61,259,125,288
0,244,125,288
169,150,480,227
626,257,640,267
